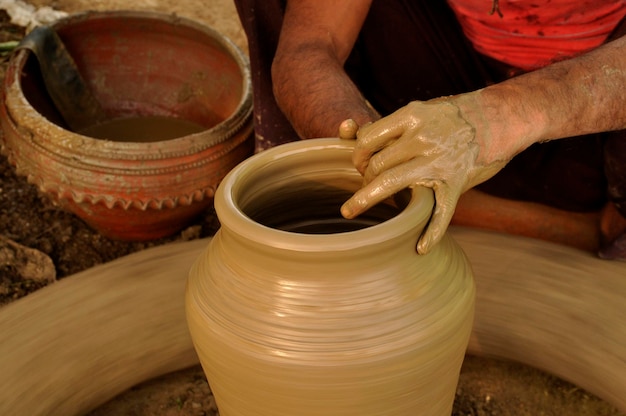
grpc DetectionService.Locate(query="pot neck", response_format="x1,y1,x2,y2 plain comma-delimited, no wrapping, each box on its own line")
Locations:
214,139,434,255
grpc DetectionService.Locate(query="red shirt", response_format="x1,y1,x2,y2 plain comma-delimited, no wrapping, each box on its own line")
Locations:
446,0,626,70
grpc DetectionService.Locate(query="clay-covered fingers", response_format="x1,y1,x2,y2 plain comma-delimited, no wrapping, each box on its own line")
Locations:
362,136,426,184
341,157,427,219
416,185,461,254
352,117,415,175
340,157,462,254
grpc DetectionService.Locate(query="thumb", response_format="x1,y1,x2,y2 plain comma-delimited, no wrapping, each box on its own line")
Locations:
338,119,359,140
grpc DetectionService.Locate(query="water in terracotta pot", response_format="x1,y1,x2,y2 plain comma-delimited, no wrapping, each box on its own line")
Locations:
78,115,206,143
186,138,476,415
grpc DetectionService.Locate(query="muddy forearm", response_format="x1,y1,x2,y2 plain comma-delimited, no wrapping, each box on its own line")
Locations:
456,35,626,166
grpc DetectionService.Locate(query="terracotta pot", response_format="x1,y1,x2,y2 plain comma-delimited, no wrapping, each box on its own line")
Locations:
186,138,476,415
0,11,253,240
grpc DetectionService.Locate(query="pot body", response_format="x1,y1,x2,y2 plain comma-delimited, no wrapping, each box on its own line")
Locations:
186,139,475,415
0,11,253,240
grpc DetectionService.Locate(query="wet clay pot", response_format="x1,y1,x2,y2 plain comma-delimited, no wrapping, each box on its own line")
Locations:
0,11,253,240
186,138,476,415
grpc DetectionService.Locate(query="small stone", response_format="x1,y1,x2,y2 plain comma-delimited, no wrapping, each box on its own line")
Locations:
0,235,56,283
180,225,202,241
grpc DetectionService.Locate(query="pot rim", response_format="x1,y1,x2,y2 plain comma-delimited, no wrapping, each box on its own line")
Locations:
215,138,435,252
3,9,252,160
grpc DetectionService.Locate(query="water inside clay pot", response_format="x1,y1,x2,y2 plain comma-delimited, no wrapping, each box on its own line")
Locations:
22,42,232,143
78,115,207,143
9,8,249,149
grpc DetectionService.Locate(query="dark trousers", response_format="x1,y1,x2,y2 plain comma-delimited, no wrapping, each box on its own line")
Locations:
234,0,626,215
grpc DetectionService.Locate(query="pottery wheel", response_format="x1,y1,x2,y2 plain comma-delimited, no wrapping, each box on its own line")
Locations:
0,227,624,415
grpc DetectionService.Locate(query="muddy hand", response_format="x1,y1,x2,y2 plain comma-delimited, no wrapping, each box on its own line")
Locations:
340,99,505,254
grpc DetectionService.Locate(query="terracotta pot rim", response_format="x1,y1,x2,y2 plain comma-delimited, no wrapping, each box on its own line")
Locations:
215,138,435,252
1,103,253,172
3,10,252,160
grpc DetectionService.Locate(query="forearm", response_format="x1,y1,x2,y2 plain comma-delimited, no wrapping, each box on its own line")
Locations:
455,35,626,166
272,46,378,139
272,0,376,139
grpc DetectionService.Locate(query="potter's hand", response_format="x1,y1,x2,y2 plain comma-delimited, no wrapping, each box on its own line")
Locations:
340,100,506,254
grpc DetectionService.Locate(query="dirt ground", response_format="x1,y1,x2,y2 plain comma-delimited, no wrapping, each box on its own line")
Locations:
0,1,624,415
